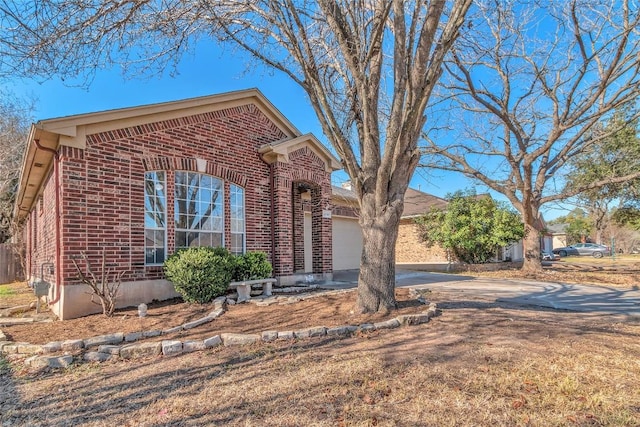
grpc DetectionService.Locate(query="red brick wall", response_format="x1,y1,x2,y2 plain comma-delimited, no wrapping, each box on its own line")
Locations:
25,167,57,284
25,103,305,288
272,146,333,276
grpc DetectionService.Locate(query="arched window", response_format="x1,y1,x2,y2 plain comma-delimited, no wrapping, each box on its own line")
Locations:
174,171,223,249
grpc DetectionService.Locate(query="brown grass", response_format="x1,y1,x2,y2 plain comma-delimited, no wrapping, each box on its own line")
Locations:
462,258,640,289
0,281,36,309
2,263,639,426
2,289,640,426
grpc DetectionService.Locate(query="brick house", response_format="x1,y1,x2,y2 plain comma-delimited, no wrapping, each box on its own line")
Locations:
14,89,342,319
395,188,450,263
329,185,450,265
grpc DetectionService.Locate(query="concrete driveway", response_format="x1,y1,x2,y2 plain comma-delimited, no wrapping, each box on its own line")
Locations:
326,269,640,318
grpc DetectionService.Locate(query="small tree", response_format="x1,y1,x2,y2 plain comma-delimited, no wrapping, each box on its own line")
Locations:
415,190,524,264
71,250,125,317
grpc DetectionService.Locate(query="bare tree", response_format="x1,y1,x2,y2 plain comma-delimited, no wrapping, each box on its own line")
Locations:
0,1,472,313
71,250,125,317
0,92,32,243
422,0,640,271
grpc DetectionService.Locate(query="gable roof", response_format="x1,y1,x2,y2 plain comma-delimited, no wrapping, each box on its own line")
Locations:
547,223,568,234
331,186,448,218
258,133,341,172
401,188,448,217
14,89,319,219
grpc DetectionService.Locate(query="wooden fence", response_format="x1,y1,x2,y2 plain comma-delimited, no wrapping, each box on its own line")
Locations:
0,243,23,284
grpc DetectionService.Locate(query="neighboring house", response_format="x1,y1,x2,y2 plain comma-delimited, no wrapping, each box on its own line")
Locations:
14,89,345,319
396,189,553,263
547,223,568,249
395,188,449,263
327,185,451,265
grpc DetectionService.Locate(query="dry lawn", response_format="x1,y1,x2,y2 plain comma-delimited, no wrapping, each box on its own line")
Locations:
462,257,640,289
0,281,37,309
2,286,640,426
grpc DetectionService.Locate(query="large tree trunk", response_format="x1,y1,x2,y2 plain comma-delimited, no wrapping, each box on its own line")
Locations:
355,204,402,314
522,222,542,272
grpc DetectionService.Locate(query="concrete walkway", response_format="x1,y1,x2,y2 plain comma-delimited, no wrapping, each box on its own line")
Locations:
324,269,640,318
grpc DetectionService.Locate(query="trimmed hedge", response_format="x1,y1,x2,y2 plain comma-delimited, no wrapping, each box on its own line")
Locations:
163,247,235,303
234,251,272,281
163,248,273,303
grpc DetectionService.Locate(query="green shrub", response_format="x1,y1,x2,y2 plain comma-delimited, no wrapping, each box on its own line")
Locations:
163,247,235,303
233,251,272,281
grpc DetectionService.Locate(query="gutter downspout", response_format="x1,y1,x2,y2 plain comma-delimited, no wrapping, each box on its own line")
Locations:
33,139,62,305
259,155,276,270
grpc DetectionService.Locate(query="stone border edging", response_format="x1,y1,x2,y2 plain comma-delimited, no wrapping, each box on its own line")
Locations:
0,288,437,369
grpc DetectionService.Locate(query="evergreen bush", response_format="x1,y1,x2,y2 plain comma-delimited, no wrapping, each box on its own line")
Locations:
233,251,272,281
163,247,235,303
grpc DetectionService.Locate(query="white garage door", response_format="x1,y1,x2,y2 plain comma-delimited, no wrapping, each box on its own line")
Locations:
331,216,363,270
304,213,363,272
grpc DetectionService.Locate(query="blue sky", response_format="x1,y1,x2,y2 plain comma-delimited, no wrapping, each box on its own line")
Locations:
6,41,565,220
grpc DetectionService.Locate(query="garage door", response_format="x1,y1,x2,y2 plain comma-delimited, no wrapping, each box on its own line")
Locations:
331,216,363,270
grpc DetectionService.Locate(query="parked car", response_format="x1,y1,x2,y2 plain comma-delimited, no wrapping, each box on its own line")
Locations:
552,243,611,258
541,251,560,261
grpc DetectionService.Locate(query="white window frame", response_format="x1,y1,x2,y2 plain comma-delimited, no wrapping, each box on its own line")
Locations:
174,171,224,250
144,171,167,266
229,184,246,255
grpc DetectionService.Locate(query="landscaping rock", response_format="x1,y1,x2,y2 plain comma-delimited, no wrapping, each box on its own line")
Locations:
0,318,34,325
0,330,6,341
162,325,183,335
84,333,124,348
183,316,211,330
396,314,431,326
61,339,84,351
42,341,62,353
277,331,295,340
261,331,278,342
208,308,224,319
97,345,121,355
0,343,25,354
203,335,222,348
143,330,162,338
161,340,183,357
25,355,74,369
83,352,113,363
326,326,351,336
359,323,375,332
213,296,227,308
183,340,206,352
373,319,401,330
125,332,143,342
120,341,162,359
17,343,43,354
221,333,260,346
7,305,31,315
295,327,327,339
255,300,276,307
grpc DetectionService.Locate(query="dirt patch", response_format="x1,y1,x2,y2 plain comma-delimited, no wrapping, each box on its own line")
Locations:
2,287,428,345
